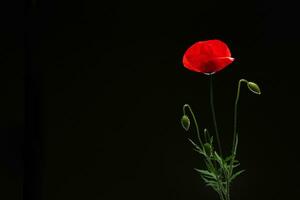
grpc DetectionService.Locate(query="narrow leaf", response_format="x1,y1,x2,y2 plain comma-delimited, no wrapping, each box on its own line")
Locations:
204,160,214,173
214,151,223,166
194,168,217,180
230,169,245,182
232,163,240,168
225,155,234,162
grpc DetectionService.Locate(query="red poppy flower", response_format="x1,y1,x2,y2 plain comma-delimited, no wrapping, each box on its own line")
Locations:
182,39,234,74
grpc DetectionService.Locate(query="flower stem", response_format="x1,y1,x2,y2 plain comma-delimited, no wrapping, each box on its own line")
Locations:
232,79,248,155
209,75,222,156
229,79,248,178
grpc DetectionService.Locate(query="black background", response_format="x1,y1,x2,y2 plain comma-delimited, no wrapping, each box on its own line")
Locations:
1,0,300,199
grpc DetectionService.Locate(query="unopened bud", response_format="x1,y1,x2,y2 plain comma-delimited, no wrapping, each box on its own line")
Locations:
181,115,190,131
247,81,261,95
203,143,212,156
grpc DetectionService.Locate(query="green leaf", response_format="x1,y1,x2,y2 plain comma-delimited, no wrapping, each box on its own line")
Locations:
247,81,261,95
213,151,223,166
193,148,206,156
232,163,240,168
204,160,214,172
201,175,216,183
201,176,221,192
225,155,234,162
194,168,217,180
181,115,190,131
230,169,245,182
206,182,220,192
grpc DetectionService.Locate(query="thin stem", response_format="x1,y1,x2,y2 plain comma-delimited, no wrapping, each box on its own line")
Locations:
183,104,203,147
219,182,226,199
232,79,248,154
229,79,248,177
226,181,230,200
218,191,225,200
209,75,222,156
205,157,226,200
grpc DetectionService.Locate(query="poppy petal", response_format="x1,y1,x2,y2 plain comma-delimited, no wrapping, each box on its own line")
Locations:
206,57,235,73
182,39,234,74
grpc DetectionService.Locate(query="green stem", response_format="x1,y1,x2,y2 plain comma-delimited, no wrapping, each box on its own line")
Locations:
229,79,248,177
226,181,230,200
232,79,248,155
183,104,203,147
205,157,226,200
218,191,225,200
209,75,222,156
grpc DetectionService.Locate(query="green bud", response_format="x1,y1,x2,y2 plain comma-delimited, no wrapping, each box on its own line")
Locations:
247,81,261,95
181,115,190,131
203,143,212,156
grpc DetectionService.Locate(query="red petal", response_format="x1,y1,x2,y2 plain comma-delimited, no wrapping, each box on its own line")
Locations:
182,39,234,74
206,57,235,73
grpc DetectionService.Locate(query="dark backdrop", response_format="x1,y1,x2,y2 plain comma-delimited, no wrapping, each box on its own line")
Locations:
0,0,24,200
1,0,300,199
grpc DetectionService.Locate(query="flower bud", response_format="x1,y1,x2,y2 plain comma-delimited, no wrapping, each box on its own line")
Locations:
203,143,212,156
247,81,261,95
181,115,190,131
